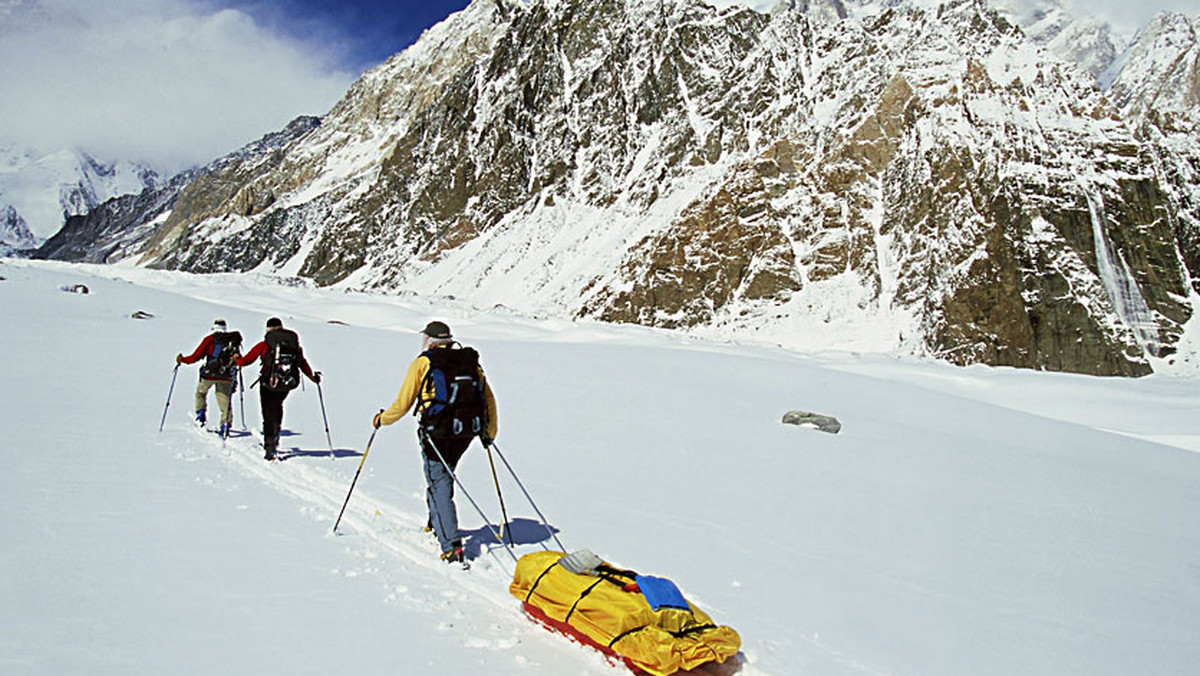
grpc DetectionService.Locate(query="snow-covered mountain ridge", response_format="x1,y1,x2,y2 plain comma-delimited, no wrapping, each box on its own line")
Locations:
0,145,157,252
36,0,1200,377
33,117,322,265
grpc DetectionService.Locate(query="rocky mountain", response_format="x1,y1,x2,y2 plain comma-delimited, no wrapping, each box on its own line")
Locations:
1101,12,1200,333
37,0,1200,377
0,204,37,255
34,116,321,264
988,0,1123,78
0,146,157,250
1103,12,1200,118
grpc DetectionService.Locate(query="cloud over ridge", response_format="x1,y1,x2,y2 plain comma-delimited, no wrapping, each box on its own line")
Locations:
0,0,355,174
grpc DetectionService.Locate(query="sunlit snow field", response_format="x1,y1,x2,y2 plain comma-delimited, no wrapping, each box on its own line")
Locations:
1,258,1197,676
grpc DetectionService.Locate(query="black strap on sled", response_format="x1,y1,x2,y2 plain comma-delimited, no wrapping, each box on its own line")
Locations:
564,578,607,624
528,555,720,655
527,558,638,604
525,561,559,604
593,564,638,589
608,622,718,650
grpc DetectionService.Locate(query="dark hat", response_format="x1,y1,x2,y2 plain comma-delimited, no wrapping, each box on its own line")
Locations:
421,321,452,339
211,318,227,332
266,317,283,328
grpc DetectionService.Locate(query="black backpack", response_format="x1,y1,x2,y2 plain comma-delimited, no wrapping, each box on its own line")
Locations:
419,346,487,439
201,331,242,380
262,328,302,391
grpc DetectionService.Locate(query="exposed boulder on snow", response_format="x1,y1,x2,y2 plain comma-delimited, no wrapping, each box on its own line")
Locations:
782,410,842,433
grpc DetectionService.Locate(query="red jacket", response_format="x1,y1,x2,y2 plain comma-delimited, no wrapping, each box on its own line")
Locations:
179,334,231,381
237,340,316,379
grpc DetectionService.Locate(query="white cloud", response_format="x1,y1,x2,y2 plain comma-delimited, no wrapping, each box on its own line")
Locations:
1078,0,1200,36
0,0,355,174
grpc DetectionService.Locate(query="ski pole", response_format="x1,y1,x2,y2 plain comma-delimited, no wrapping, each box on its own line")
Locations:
316,377,334,459
489,441,567,552
333,415,382,534
484,439,513,547
238,367,247,431
159,363,180,432
424,433,519,564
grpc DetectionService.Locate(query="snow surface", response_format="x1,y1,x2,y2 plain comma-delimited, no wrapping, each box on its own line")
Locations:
2,258,1199,676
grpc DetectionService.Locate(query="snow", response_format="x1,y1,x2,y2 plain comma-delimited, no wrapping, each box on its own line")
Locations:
0,146,153,241
2,257,1199,676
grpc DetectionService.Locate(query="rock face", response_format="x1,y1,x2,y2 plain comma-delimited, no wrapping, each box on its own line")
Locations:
0,204,37,254
35,117,320,264
1103,13,1200,305
36,0,1200,377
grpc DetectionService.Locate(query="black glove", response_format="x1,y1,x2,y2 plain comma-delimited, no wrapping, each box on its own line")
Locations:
480,434,494,448
311,371,322,384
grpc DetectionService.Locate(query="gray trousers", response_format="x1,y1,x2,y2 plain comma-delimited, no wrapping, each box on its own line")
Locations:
421,434,472,554
194,379,233,425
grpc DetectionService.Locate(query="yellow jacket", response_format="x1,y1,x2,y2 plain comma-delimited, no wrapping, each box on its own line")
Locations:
378,345,498,439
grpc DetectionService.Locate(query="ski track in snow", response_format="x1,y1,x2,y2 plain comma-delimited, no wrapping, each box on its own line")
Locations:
8,259,1199,676
170,422,764,676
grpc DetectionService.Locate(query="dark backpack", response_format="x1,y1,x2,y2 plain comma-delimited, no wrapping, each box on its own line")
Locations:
419,345,487,439
201,331,242,380
262,328,302,391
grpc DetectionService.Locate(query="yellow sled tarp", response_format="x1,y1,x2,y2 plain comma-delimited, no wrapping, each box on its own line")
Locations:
510,550,741,676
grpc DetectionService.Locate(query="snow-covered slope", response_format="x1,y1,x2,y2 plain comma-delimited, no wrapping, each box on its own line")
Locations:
0,203,37,254
2,257,1198,676
987,0,1124,76
103,0,1193,378
1103,11,1200,118
32,117,321,265
29,0,1200,379
0,145,156,247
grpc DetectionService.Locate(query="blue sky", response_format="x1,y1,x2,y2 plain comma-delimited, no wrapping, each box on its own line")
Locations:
0,0,474,174
0,0,1193,176
211,0,472,74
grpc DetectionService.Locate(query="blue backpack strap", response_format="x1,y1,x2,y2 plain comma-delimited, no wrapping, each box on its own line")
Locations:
635,575,690,611
417,349,451,417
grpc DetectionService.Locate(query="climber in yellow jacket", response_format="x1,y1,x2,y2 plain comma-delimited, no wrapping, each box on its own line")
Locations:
373,321,498,564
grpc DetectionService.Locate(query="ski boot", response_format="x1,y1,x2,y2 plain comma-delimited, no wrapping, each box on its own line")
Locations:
195,409,206,426
440,539,465,564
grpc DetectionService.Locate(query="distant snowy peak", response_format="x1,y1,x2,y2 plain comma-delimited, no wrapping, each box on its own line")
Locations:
1103,12,1200,120
0,146,158,243
776,0,848,23
0,204,37,253
1020,8,1120,77
35,115,322,265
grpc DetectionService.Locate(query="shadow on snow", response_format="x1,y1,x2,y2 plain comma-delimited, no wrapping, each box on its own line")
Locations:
461,518,562,560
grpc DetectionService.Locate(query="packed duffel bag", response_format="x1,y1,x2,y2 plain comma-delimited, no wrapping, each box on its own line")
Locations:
510,550,741,676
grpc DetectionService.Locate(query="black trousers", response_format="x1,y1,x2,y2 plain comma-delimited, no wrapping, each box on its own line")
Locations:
259,386,291,449
421,433,472,467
